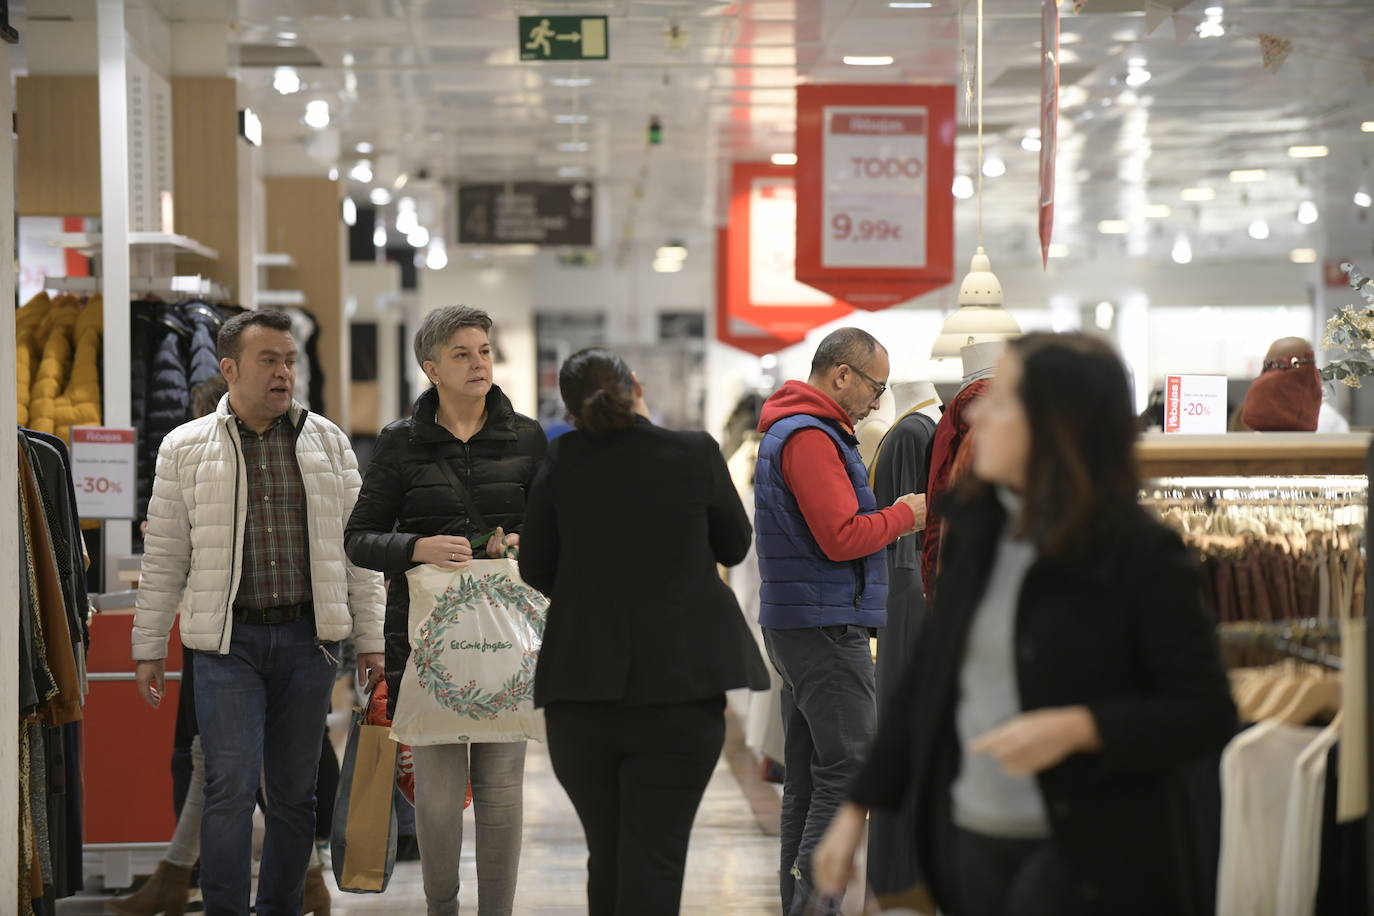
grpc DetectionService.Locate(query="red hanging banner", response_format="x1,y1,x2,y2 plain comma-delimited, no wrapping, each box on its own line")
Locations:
1039,0,1060,268
714,226,796,357
717,162,853,353
795,84,956,310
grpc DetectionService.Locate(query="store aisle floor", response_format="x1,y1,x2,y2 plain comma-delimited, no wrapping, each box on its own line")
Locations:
335,737,782,914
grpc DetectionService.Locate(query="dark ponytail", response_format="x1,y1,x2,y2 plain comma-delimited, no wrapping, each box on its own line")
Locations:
560,348,638,436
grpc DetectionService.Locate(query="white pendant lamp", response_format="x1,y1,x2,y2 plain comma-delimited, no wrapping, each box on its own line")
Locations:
931,0,1020,360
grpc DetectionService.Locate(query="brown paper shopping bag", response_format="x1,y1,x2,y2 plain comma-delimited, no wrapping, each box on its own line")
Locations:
331,707,399,893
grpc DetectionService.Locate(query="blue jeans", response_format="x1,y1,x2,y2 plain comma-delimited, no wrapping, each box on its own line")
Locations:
194,617,340,916
764,625,877,916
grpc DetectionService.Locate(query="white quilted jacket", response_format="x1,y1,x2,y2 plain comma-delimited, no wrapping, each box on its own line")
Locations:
133,397,386,660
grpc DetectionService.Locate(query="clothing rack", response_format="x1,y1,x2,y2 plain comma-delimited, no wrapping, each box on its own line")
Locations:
1217,620,1345,671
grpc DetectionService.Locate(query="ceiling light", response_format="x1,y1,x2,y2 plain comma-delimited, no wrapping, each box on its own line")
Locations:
554,113,590,124
398,196,417,211
1125,69,1152,88
1248,219,1270,240
1098,220,1130,234
1095,301,1115,330
350,160,373,183
341,197,357,227
1061,86,1090,108
1229,169,1266,183
1021,136,1042,152
1171,235,1193,264
304,100,330,129
1363,122,1374,132
1290,248,1318,264
952,175,974,199
328,167,339,182
1181,187,1216,201
888,1,933,7
426,238,448,271
408,226,430,248
373,223,386,248
552,77,592,87
981,154,1006,178
656,245,688,262
558,166,586,178
558,141,590,153
771,152,798,166
1111,29,1137,42
653,258,685,273
1357,191,1373,208
356,142,373,154
1047,243,1069,259
1287,145,1329,159
396,208,419,235
1145,204,1171,219
369,188,392,206
843,55,895,66
1197,6,1225,38
273,66,301,95
1128,57,1148,68
342,53,355,68
931,248,1022,359
394,173,409,189
1298,201,1319,224
278,31,298,41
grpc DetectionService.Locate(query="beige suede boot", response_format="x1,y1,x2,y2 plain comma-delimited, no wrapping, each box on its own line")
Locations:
109,861,192,916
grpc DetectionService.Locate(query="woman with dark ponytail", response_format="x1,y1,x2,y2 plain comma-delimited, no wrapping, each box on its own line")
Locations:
519,348,770,916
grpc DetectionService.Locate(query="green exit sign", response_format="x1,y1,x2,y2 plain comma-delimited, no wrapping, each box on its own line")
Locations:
518,15,609,61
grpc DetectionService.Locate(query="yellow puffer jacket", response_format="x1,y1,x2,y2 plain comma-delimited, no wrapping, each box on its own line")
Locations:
23,293,103,440
55,296,103,441
15,291,51,428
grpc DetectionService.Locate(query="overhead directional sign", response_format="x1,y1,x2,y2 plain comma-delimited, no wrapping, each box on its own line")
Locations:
519,16,609,61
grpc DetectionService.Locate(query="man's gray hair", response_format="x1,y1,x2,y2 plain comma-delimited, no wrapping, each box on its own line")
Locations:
413,306,493,367
810,327,885,378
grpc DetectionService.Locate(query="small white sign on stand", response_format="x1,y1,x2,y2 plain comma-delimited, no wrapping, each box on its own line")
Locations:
1164,375,1229,434
70,427,137,519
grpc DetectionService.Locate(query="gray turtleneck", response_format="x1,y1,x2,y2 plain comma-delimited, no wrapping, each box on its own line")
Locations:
950,488,1051,838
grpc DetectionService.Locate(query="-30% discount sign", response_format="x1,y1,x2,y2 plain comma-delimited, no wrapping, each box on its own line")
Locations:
70,427,137,519
821,110,929,270
1164,375,1228,434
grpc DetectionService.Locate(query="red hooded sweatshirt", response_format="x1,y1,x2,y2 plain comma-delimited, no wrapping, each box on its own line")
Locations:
757,380,916,563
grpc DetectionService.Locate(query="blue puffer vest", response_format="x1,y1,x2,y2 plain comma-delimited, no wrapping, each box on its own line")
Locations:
755,414,888,629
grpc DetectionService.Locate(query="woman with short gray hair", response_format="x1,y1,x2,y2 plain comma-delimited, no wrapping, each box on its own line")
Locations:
346,305,546,916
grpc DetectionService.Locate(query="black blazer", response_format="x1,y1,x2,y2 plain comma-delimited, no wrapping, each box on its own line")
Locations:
850,485,1237,916
344,385,546,714
519,418,770,707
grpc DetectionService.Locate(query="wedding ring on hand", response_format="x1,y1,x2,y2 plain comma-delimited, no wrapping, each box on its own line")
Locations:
450,553,456,561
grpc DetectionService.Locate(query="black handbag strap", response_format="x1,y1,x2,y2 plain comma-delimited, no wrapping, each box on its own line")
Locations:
429,446,490,535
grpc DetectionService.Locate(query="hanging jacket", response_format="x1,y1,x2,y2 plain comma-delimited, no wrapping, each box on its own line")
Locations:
179,300,226,390
15,292,52,428
26,295,83,438
131,302,157,521
51,296,103,442
143,308,192,495
921,379,989,601
344,384,547,717
754,380,909,630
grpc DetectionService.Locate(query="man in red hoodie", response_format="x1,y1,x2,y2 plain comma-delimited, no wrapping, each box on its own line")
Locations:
754,327,925,915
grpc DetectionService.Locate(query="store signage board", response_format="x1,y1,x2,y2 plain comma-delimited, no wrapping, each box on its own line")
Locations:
722,162,852,347
1039,0,1059,268
70,427,137,519
458,182,594,247
1164,375,1228,434
715,228,794,357
518,16,608,61
796,84,956,310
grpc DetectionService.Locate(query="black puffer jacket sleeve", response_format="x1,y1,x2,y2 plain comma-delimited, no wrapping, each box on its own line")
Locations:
345,427,423,576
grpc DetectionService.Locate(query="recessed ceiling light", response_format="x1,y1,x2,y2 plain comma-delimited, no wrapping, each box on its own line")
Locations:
888,1,933,7
304,100,330,129
1248,219,1270,240
771,153,798,166
1290,248,1318,264
952,175,974,199
1363,122,1374,133
552,77,593,87
1229,169,1267,183
1047,243,1069,259
341,197,356,227
350,159,373,183
1098,220,1130,235
1125,69,1151,87
1145,204,1171,219
1288,145,1329,158
369,188,392,206
278,31,298,41
1172,235,1193,264
328,167,339,182
1181,187,1216,201
342,53,355,68
1356,191,1373,208
1021,136,1042,152
843,56,895,66
273,67,301,95
981,154,1006,178
1059,32,1081,45
356,142,373,154
1298,201,1319,224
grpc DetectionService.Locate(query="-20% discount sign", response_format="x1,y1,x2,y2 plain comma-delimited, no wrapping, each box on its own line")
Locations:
70,427,137,519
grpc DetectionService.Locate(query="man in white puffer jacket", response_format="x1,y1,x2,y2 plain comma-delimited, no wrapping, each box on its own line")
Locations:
132,310,385,916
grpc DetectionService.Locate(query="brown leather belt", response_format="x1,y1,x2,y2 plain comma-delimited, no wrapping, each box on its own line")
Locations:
232,601,310,626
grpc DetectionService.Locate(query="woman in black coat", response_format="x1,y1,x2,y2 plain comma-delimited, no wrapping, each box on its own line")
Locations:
814,333,1237,916
518,348,770,916
345,306,545,916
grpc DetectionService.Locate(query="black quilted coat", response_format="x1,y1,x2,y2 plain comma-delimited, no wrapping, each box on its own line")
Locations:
345,385,546,716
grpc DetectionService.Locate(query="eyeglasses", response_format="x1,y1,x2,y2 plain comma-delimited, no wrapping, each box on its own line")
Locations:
847,364,888,401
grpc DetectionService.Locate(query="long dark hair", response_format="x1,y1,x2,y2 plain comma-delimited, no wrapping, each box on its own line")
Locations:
1009,332,1140,559
559,348,638,436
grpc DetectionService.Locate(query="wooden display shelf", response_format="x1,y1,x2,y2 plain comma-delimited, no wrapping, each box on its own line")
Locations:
1138,432,1372,478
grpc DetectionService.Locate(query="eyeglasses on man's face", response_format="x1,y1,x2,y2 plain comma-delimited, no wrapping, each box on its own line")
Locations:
847,364,887,402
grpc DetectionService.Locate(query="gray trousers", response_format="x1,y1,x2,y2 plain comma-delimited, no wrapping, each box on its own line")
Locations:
411,741,527,916
764,625,877,916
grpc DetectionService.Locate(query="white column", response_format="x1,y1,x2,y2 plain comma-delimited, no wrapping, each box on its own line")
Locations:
0,38,21,906
377,309,401,426
98,0,133,590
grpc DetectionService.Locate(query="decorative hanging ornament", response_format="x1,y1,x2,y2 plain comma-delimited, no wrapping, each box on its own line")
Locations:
931,248,1020,359
1259,34,1294,73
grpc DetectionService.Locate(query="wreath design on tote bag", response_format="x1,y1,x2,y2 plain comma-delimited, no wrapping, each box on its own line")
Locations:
412,573,547,720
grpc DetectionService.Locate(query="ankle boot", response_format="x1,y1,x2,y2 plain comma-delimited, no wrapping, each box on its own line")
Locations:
302,866,332,916
110,860,192,916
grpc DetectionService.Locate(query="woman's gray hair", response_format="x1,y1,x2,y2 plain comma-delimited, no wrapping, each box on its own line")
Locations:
413,306,493,367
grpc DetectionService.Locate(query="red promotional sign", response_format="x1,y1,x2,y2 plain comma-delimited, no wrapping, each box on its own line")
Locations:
1039,0,1060,268
795,84,956,310
715,227,796,357
1165,375,1182,433
717,162,853,353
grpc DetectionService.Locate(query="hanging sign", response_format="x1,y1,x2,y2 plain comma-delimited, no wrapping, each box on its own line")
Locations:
70,427,137,519
1164,375,1228,434
458,182,594,247
1039,0,1060,268
796,84,956,310
518,16,609,61
715,228,795,357
719,162,852,349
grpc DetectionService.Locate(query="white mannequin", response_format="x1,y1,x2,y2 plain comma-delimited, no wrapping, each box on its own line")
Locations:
960,341,1004,389
889,380,943,424
857,390,896,467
